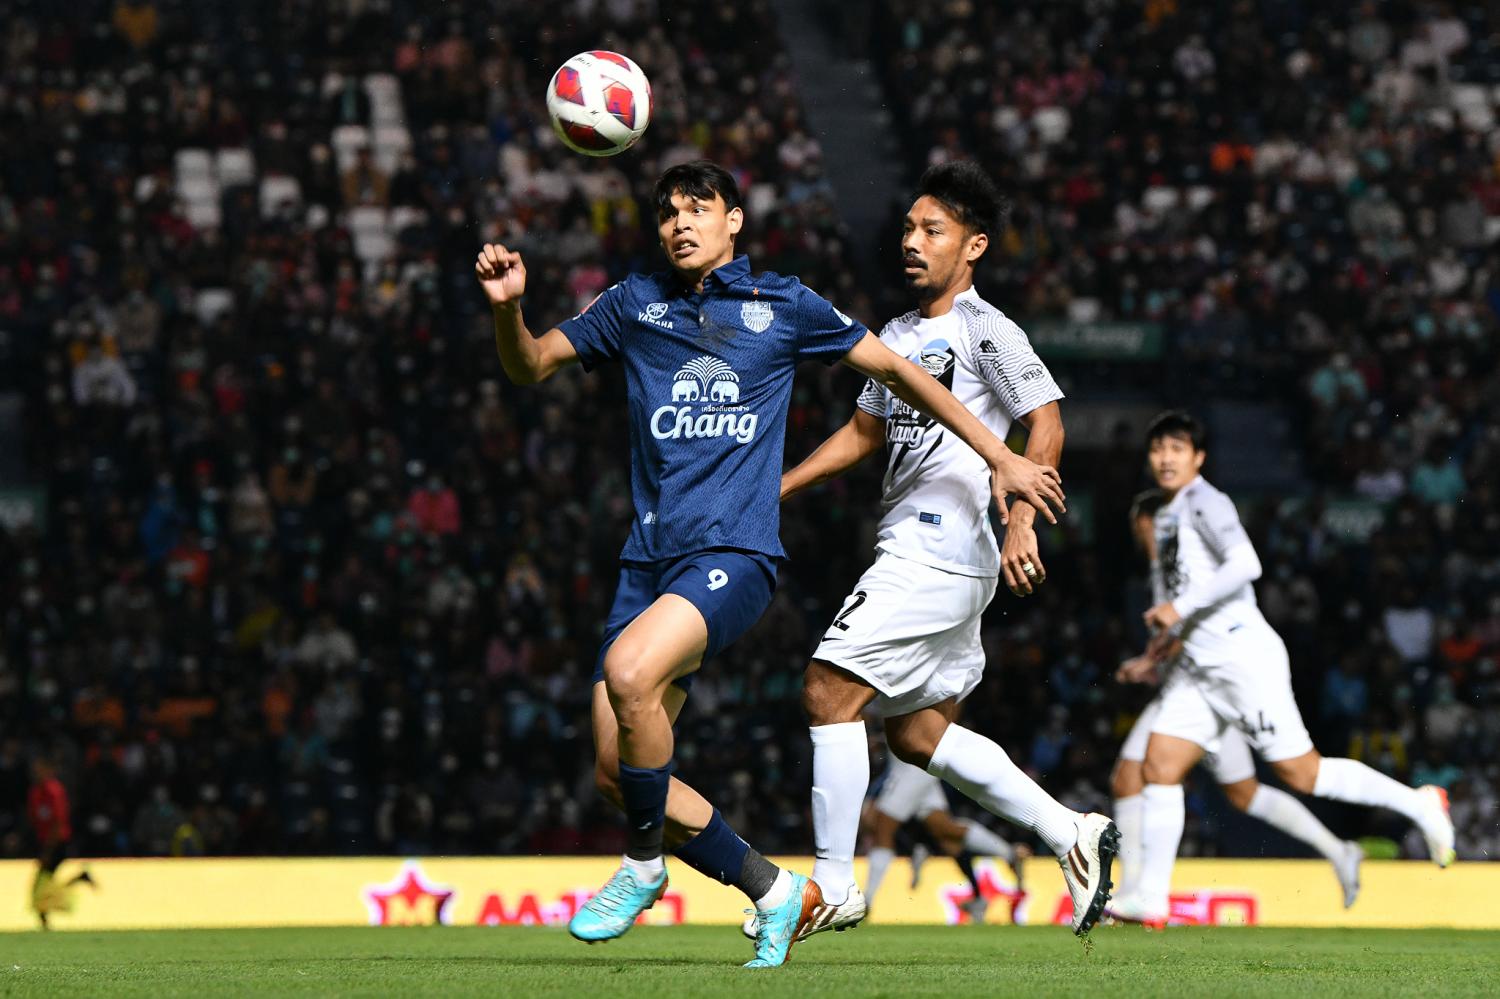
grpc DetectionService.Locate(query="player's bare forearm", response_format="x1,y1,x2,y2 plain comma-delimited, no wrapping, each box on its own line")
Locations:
782,410,883,500
490,305,578,385
491,301,542,384
1007,402,1064,528
840,333,1063,523
841,333,1005,466
477,242,577,384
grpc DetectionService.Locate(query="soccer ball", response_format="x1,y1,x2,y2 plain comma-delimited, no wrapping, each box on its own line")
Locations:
545,51,653,157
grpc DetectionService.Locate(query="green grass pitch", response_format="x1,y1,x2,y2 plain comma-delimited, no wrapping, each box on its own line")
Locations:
2,925,1495,997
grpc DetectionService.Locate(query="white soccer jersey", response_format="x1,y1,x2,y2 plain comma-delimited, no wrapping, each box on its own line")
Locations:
1152,476,1271,665
857,287,1063,577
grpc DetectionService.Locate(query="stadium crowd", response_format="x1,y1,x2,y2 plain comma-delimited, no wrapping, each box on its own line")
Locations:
0,0,1496,865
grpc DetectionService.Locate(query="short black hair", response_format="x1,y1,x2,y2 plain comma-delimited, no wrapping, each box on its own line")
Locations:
654,159,742,221
914,161,1009,238
1145,409,1207,451
1129,488,1167,523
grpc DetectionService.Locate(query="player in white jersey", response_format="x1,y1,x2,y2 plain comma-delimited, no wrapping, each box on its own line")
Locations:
1108,490,1362,921
781,162,1118,940
1121,411,1456,925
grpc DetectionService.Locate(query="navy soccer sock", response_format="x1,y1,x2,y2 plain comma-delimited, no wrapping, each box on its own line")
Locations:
674,809,780,902
618,761,672,863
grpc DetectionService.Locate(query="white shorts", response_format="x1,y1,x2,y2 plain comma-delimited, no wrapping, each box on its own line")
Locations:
1119,690,1256,785
875,758,949,822
1152,629,1314,764
812,551,997,718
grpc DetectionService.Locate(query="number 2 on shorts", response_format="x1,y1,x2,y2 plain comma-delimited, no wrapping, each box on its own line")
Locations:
830,590,868,631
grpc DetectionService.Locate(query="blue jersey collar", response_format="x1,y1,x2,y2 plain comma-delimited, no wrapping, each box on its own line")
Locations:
702,254,751,289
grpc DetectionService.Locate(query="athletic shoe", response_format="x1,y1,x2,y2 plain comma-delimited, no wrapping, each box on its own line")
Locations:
1058,812,1120,935
909,843,931,888
567,863,668,942
1416,785,1456,868
741,883,867,941
1103,894,1167,930
959,894,989,925
743,873,822,968
1334,841,1362,909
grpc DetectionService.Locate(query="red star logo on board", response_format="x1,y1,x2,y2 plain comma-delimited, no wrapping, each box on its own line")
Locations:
363,861,457,925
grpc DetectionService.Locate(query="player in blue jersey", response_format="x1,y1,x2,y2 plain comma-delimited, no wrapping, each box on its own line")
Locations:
476,160,1065,967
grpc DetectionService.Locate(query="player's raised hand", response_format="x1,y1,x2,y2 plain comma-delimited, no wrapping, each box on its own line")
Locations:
988,452,1065,526
476,243,527,305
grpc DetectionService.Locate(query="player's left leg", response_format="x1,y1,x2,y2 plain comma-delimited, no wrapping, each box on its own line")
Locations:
591,681,785,908
884,700,1119,935
1207,636,1455,868
1210,731,1363,908
1268,749,1453,867
863,808,901,910
921,809,1020,924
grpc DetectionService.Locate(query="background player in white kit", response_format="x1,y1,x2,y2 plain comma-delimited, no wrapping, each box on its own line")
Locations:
1123,411,1456,926
1108,489,1361,921
865,756,1027,924
781,162,1118,939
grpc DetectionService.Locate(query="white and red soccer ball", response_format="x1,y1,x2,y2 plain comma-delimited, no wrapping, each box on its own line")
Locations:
545,50,653,157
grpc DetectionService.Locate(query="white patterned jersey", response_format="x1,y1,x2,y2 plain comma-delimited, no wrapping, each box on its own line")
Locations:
857,287,1063,577
1152,475,1271,665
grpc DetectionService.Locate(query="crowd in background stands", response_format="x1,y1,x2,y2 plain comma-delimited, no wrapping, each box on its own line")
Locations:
0,0,1497,865
872,0,1500,859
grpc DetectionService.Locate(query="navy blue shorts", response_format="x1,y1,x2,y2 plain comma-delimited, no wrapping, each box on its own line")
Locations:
592,548,778,692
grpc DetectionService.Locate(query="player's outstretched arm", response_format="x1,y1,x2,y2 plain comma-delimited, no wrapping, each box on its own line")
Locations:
781,409,884,501
838,332,1065,525
476,243,579,385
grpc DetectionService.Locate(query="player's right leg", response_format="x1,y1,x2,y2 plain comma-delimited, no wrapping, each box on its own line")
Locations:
802,658,879,932
1109,698,1158,906
1125,732,1203,928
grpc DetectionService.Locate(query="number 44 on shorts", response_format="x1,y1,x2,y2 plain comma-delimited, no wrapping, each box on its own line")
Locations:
1238,710,1277,737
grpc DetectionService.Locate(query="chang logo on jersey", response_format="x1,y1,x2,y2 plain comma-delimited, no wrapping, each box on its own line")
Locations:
886,340,955,449
638,302,674,330
652,355,759,444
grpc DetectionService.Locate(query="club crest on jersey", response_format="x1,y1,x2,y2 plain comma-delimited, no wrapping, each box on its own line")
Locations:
741,301,774,333
639,302,673,329
654,355,758,444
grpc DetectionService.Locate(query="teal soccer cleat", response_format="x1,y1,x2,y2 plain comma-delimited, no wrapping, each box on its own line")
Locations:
743,872,822,968
568,864,669,942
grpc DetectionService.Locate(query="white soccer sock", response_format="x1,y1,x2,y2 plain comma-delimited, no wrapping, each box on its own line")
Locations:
1136,783,1184,916
926,725,1080,856
809,722,869,905
864,846,895,904
1245,785,1345,862
959,819,1014,862
621,854,664,881
1311,757,1426,824
1112,793,1144,900
753,868,793,910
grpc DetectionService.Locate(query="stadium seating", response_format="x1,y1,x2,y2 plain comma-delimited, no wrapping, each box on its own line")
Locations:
0,0,1493,869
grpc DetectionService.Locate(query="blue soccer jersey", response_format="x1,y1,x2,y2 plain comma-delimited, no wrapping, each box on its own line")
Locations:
558,254,868,562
